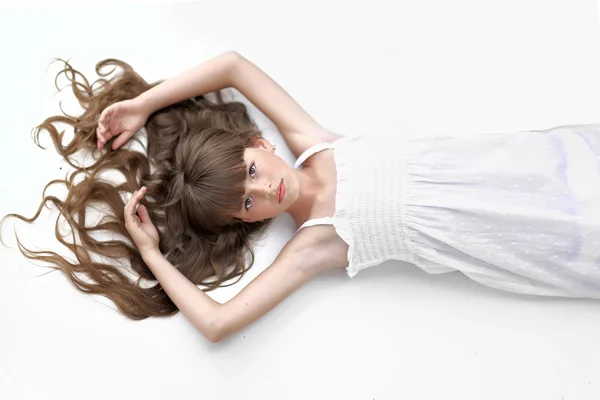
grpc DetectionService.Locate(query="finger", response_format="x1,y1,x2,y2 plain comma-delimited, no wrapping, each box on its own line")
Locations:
135,186,147,199
124,190,136,218
96,126,105,145
130,188,148,221
96,127,103,149
125,189,142,221
99,106,113,125
99,123,111,144
137,204,151,223
126,187,146,211
112,131,131,150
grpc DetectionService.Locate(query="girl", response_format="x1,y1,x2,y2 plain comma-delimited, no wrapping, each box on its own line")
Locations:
5,51,600,343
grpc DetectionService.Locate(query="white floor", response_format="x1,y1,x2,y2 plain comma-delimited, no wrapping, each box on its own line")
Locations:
1,1,600,399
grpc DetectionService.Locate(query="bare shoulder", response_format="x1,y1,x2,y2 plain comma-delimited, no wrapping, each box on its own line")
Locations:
277,225,349,275
286,129,343,160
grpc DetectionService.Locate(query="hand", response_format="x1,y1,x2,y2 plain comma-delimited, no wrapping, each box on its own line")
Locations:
124,186,160,256
96,98,149,150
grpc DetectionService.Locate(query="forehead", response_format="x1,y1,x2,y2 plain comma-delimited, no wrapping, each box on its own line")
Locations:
244,146,261,156
244,146,268,161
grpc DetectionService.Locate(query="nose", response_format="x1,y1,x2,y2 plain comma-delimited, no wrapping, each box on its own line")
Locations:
251,179,275,198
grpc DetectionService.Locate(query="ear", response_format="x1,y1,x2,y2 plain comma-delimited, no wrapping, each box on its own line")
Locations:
249,137,271,151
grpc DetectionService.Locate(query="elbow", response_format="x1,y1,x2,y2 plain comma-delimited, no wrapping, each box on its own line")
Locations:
187,303,228,343
223,50,243,62
223,49,241,59
221,50,245,87
205,324,224,344
202,311,227,344
205,331,222,344
222,50,243,71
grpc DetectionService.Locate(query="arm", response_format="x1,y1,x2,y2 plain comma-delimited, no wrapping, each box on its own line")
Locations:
135,51,238,115
135,51,338,157
124,187,340,343
142,234,323,343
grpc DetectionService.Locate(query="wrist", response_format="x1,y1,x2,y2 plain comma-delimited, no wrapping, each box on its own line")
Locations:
134,92,157,117
141,247,163,264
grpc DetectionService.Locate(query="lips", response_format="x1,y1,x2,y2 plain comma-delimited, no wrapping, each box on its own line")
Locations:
277,179,285,203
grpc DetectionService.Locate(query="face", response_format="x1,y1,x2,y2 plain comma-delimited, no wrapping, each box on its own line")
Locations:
234,139,299,222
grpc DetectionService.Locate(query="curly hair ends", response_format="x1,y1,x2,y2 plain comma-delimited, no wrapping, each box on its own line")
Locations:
1,58,273,320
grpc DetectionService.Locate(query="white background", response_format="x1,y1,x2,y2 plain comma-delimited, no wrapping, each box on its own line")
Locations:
1,1,600,399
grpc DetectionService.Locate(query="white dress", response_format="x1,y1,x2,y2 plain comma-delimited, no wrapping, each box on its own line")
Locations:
295,123,600,300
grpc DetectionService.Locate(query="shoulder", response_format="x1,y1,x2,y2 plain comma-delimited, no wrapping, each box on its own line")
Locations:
277,225,349,275
288,128,343,160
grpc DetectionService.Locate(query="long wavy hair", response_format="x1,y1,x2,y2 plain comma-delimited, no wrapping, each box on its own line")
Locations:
0,58,273,319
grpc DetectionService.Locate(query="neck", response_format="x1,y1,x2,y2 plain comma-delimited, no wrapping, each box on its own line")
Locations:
286,168,321,227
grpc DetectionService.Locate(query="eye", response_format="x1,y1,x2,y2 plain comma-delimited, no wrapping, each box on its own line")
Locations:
245,162,257,211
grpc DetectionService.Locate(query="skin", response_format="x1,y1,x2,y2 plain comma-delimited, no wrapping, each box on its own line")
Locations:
234,138,301,223
101,51,350,342
233,137,325,224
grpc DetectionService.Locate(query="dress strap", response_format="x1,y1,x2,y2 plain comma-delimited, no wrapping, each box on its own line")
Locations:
296,216,335,233
294,141,336,169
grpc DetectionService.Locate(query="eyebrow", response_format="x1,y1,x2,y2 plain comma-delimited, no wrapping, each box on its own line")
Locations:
240,159,251,212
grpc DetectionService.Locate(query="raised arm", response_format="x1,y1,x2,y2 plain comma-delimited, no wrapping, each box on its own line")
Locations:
226,52,340,156
134,51,239,114
98,51,338,156
125,186,334,342
142,231,328,343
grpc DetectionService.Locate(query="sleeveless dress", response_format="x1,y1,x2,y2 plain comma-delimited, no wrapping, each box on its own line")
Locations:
294,123,600,300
